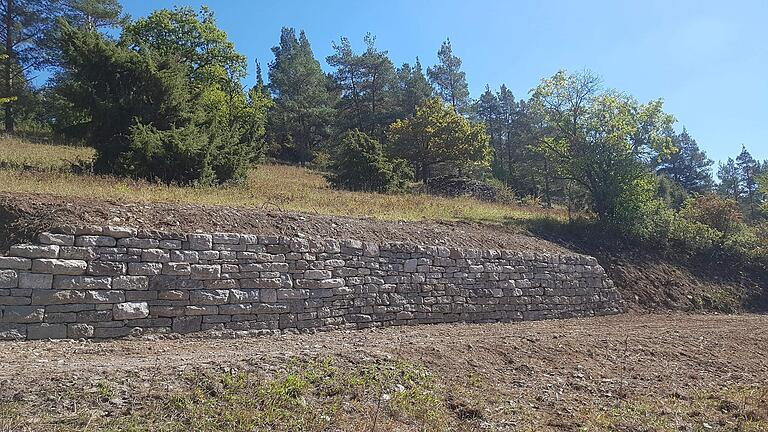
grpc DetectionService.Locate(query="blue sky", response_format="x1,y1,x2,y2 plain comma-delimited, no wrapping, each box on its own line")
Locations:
118,0,767,165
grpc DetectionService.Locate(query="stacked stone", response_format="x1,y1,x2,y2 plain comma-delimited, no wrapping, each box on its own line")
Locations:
0,226,622,340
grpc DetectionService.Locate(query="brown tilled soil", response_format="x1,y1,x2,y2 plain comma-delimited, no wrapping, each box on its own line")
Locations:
1,313,767,431
0,192,568,253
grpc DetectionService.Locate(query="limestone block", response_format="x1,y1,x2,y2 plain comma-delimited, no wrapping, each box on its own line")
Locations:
113,302,149,320
31,290,86,305
0,257,32,270
102,226,138,238
68,323,95,338
172,316,202,333
2,306,44,323
0,270,18,288
304,270,332,280
112,275,149,291
18,272,53,289
188,234,213,250
190,264,221,280
190,290,230,305
76,236,117,247
127,262,163,276
170,250,199,263
10,244,59,259
117,237,159,248
52,276,111,290
142,249,171,263
32,259,87,275
38,233,75,246
27,323,67,339
85,290,125,304
88,261,126,276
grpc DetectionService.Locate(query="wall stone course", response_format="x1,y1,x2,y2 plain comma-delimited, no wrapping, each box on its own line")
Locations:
1,226,622,339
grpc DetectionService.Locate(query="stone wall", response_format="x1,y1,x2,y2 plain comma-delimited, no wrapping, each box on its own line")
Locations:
0,226,622,340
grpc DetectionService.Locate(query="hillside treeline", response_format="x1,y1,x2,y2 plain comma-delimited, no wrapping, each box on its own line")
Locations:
1,2,766,269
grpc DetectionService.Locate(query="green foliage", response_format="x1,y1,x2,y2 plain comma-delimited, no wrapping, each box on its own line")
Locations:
268,27,335,164
656,174,688,209
717,158,741,200
641,194,767,269
395,58,432,118
427,38,469,112
120,6,246,90
327,33,398,137
55,12,266,185
530,70,676,230
655,128,714,194
328,130,413,192
679,195,743,235
388,97,491,181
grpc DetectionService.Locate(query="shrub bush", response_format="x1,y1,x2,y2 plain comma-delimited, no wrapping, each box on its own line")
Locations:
678,195,743,234
55,20,266,185
328,130,413,193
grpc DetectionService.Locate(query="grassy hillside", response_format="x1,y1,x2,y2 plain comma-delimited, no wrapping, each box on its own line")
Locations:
0,137,565,224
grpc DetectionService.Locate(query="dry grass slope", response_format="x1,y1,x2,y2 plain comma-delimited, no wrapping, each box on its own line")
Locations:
0,137,565,223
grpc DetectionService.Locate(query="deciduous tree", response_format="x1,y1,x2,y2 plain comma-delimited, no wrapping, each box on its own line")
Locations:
530,70,675,227
388,97,491,181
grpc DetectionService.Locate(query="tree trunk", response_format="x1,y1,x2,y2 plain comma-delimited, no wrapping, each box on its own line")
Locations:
4,0,14,134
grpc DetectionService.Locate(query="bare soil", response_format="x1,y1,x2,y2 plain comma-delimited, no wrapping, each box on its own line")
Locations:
1,313,766,430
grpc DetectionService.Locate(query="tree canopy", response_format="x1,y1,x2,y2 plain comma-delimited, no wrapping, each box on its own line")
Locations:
388,97,491,181
529,70,675,226
427,38,469,112
268,27,335,164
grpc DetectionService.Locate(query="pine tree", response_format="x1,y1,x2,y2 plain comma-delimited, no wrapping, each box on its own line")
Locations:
656,128,714,194
717,158,741,201
0,0,122,133
735,145,760,218
327,33,397,137
427,38,469,112
254,59,268,96
395,57,431,118
268,27,335,163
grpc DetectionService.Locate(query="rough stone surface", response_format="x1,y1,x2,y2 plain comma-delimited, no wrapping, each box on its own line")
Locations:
9,244,59,259
31,259,87,275
0,227,622,339
38,233,75,246
0,257,32,270
18,272,53,289
113,302,150,320
0,270,18,288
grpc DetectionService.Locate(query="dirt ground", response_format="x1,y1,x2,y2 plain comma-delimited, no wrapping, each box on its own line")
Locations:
1,313,767,431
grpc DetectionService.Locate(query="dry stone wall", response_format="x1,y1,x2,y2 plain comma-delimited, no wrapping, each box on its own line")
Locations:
0,226,622,340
